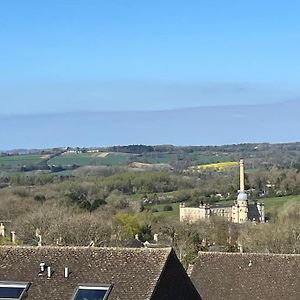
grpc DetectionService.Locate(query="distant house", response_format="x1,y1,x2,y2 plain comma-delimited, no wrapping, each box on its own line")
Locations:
0,246,201,300
87,149,100,153
190,252,300,300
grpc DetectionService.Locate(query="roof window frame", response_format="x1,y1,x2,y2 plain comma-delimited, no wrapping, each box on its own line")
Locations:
71,283,112,300
0,281,30,300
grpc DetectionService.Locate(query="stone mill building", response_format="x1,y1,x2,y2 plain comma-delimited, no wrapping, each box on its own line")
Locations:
180,159,265,223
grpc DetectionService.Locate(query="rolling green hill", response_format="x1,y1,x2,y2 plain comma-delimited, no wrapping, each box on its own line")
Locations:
48,152,131,166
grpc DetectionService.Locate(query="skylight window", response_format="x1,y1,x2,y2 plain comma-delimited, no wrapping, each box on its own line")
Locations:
0,282,29,300
72,285,112,300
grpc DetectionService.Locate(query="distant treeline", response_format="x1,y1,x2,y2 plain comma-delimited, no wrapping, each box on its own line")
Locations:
3,142,300,155
105,142,300,153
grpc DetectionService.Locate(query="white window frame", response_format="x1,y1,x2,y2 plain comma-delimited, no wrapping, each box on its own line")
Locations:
71,284,112,300
0,281,29,300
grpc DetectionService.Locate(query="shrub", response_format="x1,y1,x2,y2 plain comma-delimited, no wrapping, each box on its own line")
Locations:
34,194,46,203
106,190,129,209
12,187,30,198
163,205,173,211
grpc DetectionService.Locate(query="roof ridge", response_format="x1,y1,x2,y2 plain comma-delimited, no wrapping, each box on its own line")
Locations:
0,245,172,253
198,251,300,257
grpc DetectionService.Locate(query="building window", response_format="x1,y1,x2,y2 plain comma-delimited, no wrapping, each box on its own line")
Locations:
72,285,112,300
0,282,29,299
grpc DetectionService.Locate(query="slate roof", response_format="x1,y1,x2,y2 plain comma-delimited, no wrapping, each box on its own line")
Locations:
190,252,300,300
0,246,200,300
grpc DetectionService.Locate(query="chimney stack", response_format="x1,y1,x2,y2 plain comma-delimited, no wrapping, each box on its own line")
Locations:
64,267,69,278
47,266,52,278
40,263,46,272
10,231,16,243
0,223,5,237
35,228,42,247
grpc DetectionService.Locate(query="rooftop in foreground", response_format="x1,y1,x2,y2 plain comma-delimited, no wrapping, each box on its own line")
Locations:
0,246,201,300
190,251,300,300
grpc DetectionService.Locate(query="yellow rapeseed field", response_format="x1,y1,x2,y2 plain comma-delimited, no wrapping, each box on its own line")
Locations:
190,161,238,172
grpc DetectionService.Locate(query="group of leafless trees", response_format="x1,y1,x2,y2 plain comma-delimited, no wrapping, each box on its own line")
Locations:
0,165,299,267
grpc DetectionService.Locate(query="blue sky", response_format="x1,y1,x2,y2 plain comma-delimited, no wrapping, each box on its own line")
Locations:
1,0,300,115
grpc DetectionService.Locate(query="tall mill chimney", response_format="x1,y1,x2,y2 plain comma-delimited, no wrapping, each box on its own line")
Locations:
239,159,245,192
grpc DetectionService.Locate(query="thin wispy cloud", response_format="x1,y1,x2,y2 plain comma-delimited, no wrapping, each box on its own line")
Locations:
0,81,297,115
0,100,299,149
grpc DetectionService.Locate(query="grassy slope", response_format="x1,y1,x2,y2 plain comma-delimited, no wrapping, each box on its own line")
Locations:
152,203,180,218
263,195,300,210
136,151,232,165
47,153,130,166
0,154,44,167
135,153,178,164
0,150,236,172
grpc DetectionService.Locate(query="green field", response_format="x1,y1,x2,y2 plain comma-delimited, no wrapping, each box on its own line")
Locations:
0,150,235,172
263,195,300,210
136,153,178,164
152,203,180,217
47,153,130,166
192,152,233,165
214,195,300,210
136,151,233,166
0,154,44,168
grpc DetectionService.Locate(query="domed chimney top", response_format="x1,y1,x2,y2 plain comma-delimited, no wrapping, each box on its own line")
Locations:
237,191,247,201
